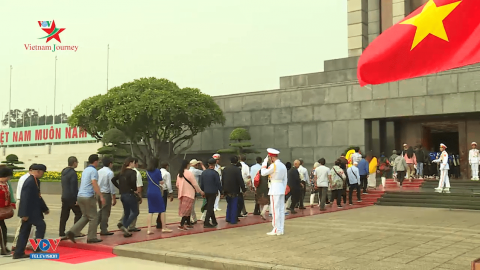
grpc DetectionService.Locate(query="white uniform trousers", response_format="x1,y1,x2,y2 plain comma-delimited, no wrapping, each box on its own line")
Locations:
270,195,285,234
214,191,221,210
471,163,479,179
438,169,450,188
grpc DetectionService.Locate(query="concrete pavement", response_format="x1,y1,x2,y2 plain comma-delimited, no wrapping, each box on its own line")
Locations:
0,254,203,270
114,206,480,270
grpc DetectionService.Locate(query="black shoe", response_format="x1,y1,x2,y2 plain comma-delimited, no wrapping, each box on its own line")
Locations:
100,232,114,236
12,254,29,259
212,223,218,227
290,210,297,214
123,232,133,238
66,231,76,244
128,228,141,232
337,205,343,208
87,238,103,244
156,224,162,229
204,224,216,228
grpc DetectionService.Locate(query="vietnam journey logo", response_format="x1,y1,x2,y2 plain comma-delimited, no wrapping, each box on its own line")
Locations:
24,20,79,52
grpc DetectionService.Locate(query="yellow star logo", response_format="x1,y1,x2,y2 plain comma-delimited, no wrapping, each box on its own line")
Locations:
400,0,462,50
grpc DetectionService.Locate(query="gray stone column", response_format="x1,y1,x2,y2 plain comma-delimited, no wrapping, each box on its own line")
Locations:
392,0,411,24
368,0,381,44
348,0,369,56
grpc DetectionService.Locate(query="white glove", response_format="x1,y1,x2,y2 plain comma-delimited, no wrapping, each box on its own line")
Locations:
263,156,269,165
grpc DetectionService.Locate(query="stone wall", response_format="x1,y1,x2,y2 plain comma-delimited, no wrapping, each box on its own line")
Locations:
184,57,480,169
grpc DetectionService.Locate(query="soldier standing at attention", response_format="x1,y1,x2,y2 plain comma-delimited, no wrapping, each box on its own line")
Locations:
433,143,450,193
469,142,479,181
261,148,288,236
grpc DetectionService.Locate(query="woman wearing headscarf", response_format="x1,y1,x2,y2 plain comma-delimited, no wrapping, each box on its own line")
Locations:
404,146,417,181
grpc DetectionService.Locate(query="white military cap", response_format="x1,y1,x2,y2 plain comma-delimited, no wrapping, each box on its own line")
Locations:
267,148,280,157
403,143,407,146
440,143,447,149
212,153,221,159
472,142,477,145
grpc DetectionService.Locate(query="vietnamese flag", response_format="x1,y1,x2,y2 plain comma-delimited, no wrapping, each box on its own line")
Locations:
358,0,480,86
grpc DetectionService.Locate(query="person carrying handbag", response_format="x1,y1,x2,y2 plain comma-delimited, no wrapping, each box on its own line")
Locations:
176,160,204,231
146,158,172,234
0,166,15,255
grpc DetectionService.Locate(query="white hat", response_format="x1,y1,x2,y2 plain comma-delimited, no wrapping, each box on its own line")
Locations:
403,143,407,146
212,153,220,159
190,159,200,165
267,148,280,157
440,143,447,149
472,142,477,145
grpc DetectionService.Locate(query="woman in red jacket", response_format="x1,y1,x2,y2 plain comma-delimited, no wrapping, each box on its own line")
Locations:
0,165,14,255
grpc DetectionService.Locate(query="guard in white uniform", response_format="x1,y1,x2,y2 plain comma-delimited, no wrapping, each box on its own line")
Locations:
433,143,450,193
469,142,479,181
261,148,288,236
213,153,223,211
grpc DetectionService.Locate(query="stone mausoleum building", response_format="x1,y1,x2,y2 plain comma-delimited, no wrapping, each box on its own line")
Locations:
187,0,480,178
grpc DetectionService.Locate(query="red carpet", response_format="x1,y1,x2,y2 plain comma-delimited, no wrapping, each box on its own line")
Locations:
51,179,423,264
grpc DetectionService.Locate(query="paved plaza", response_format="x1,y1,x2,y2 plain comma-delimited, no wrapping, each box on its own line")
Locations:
3,194,480,269
115,206,480,270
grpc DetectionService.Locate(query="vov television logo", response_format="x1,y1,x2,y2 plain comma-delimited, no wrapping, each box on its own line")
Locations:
29,238,61,259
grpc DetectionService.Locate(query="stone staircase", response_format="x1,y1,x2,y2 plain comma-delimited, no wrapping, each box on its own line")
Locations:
376,178,480,210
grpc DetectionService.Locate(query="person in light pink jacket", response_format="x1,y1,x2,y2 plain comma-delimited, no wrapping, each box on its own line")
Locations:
404,147,417,181
176,160,204,231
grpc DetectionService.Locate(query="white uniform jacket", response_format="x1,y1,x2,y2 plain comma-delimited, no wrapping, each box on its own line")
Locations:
261,159,288,196
434,150,449,170
469,149,479,164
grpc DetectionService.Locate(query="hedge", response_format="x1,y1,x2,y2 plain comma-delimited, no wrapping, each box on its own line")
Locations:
10,170,148,182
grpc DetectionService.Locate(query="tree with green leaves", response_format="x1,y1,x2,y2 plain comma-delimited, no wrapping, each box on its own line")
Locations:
69,77,225,163
2,108,68,127
1,154,25,170
218,128,259,157
97,128,130,172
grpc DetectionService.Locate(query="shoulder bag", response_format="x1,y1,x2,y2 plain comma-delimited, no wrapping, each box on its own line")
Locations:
147,171,163,191
183,175,196,191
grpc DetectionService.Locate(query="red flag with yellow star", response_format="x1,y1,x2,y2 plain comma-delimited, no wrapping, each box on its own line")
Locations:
357,0,480,86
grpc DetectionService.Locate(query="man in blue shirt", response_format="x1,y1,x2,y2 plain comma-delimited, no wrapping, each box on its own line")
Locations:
357,155,369,194
66,154,104,244
200,158,223,228
347,161,362,205
95,158,116,236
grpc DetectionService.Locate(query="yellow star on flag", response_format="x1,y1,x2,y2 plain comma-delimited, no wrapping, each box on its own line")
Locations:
400,0,462,50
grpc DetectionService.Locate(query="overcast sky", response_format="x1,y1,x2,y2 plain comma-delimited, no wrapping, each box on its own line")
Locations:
0,1,347,119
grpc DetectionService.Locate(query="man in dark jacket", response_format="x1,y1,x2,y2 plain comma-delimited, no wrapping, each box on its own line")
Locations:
59,156,82,237
13,164,49,259
288,160,303,214
415,145,427,179
222,156,246,224
200,158,223,228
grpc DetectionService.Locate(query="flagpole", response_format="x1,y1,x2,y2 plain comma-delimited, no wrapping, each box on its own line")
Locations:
45,106,47,125
106,44,109,91
9,65,12,128
54,56,57,124
61,104,63,123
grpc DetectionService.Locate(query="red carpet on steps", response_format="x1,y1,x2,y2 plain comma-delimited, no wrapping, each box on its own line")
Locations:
50,179,423,264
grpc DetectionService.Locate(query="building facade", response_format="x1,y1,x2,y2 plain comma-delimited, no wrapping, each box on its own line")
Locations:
185,0,480,178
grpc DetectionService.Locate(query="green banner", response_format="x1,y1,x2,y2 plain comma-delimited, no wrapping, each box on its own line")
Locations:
0,124,96,146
